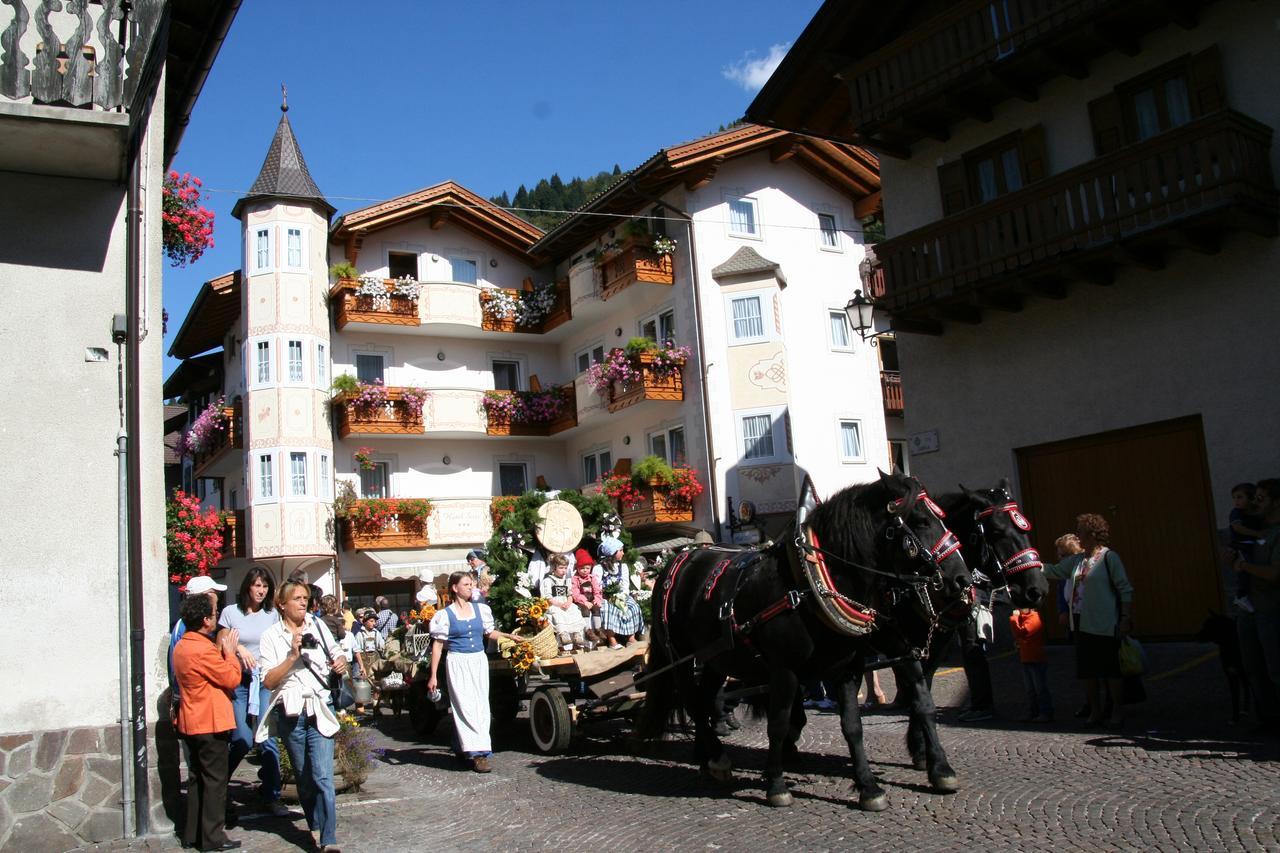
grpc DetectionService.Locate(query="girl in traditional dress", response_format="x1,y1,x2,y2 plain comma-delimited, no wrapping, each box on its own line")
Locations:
541,554,587,653
598,537,645,649
426,572,519,772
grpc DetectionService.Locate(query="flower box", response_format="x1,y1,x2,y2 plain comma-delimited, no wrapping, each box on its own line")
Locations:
597,235,674,300
619,480,696,528
330,277,421,330
483,385,578,436
341,499,432,551
608,351,686,413
479,281,571,334
334,387,425,437
191,399,242,478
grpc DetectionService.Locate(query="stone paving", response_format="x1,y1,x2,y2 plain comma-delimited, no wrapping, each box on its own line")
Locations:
90,641,1280,852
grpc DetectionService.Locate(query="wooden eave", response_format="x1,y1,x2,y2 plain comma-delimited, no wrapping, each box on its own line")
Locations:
330,181,543,263
168,271,241,358
162,351,224,400
531,124,881,259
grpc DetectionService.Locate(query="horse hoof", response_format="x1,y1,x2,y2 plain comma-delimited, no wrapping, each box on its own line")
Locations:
930,774,959,793
911,756,928,772
706,755,734,782
767,791,794,808
859,794,889,812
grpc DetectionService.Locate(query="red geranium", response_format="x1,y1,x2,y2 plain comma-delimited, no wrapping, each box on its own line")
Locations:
162,171,215,268
166,489,227,587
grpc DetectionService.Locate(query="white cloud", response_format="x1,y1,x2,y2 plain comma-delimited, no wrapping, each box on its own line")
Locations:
722,43,792,92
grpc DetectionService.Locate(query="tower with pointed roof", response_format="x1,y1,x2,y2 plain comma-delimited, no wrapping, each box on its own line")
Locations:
232,93,337,582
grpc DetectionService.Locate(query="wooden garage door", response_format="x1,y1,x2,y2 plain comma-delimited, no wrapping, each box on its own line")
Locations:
1016,415,1222,640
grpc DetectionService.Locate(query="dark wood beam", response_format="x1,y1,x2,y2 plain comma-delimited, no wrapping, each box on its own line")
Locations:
861,135,913,160
1070,262,1115,286
854,190,882,220
344,234,363,264
1094,23,1140,56
1228,208,1280,238
428,210,449,230
769,139,799,163
1165,0,1200,30
1119,243,1166,270
1040,47,1089,80
684,157,723,191
1173,226,1222,255
959,100,994,124
889,314,944,336
1022,276,1068,300
979,290,1024,312
935,303,983,325
901,115,951,143
987,70,1038,103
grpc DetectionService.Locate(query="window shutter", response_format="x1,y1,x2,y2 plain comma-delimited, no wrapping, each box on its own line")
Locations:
1087,92,1125,155
1187,45,1225,117
1019,124,1049,184
937,160,969,216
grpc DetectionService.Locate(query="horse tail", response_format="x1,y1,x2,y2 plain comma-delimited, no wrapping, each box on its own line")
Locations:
635,584,677,740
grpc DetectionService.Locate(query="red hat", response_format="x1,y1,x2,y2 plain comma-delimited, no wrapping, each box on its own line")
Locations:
573,547,595,567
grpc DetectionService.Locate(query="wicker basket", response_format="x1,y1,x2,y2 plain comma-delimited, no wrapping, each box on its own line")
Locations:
518,624,559,660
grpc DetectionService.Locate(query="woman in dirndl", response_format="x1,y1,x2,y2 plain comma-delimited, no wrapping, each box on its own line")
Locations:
598,537,644,649
426,571,518,772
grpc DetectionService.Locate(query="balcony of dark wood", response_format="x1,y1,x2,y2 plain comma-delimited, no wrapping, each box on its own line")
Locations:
478,280,571,333
484,385,578,437
842,0,1216,153
341,501,431,551
221,510,246,561
875,111,1277,331
597,235,675,300
192,400,243,479
334,388,425,437
881,371,904,416
330,278,420,330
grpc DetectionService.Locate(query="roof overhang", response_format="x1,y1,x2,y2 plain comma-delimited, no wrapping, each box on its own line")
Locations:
168,270,241,358
330,181,544,264
163,351,223,399
164,1,244,166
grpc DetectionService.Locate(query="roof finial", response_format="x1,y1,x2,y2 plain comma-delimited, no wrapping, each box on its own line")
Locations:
281,83,288,113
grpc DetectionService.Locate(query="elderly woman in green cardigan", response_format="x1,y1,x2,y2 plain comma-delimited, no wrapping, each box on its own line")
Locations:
1044,513,1135,728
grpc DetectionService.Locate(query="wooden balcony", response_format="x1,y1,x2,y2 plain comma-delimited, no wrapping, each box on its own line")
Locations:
876,111,1277,331
619,481,695,528
341,502,430,551
192,400,242,478
881,371,904,417
479,280,571,334
607,352,686,413
484,385,578,437
598,235,675,300
330,279,420,330
334,388,425,438
842,0,1216,153
221,510,246,561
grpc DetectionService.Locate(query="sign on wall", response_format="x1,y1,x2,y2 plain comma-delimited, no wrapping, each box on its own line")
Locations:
908,429,940,456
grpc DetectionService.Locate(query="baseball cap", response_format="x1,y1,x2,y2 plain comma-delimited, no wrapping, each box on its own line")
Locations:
185,575,227,595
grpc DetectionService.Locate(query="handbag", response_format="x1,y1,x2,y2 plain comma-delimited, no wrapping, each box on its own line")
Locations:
315,623,356,711
1104,552,1146,704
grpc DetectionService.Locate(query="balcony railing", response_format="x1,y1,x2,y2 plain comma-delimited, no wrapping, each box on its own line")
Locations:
221,509,246,561
192,400,242,478
0,0,162,111
876,111,1277,321
341,500,431,551
881,371,904,416
597,235,675,300
334,388,425,438
484,385,578,437
607,352,686,413
479,280,571,333
330,279,420,330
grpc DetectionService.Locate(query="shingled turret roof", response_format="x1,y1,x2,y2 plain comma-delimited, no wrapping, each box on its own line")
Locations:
232,102,334,218
711,246,786,284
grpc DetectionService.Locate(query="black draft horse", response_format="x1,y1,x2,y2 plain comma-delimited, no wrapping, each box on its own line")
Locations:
875,480,1050,773
637,471,972,810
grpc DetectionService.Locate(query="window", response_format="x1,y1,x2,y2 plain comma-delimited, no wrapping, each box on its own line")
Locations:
253,227,272,271
388,251,418,280
257,453,274,500
640,308,676,345
359,461,389,498
290,451,308,496
316,343,327,387
230,488,239,510
818,213,840,249
729,295,766,343
936,127,1047,215
829,310,852,351
318,455,330,499
1088,48,1223,155
450,256,478,284
287,340,304,382
742,414,775,460
492,359,520,391
987,0,1015,59
582,449,613,486
255,340,271,384
355,353,385,384
650,205,668,237
649,425,687,466
498,462,528,496
727,195,759,237
889,440,910,475
838,420,865,462
576,345,605,374
286,227,303,268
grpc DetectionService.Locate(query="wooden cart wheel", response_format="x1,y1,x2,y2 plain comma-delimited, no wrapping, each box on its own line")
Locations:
529,688,572,754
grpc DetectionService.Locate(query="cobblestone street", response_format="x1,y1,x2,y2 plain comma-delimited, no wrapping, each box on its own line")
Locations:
99,641,1280,852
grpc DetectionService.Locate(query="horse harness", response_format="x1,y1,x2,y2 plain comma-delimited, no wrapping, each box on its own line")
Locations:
970,497,1044,597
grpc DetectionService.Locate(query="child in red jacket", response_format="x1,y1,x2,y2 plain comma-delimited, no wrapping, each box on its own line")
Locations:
1010,608,1054,723
571,557,605,649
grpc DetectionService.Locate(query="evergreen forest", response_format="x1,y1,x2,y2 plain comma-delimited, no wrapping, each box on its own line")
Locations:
490,165,623,232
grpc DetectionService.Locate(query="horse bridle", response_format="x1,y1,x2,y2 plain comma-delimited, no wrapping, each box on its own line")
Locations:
971,492,1043,596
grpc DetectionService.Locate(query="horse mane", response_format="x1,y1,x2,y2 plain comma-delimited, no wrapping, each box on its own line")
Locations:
805,478,888,569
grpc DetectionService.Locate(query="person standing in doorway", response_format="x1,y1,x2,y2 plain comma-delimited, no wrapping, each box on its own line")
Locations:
1232,478,1280,730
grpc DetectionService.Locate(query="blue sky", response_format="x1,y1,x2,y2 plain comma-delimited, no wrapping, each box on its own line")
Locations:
163,0,819,375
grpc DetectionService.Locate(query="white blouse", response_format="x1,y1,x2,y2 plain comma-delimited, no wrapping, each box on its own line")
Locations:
428,602,495,641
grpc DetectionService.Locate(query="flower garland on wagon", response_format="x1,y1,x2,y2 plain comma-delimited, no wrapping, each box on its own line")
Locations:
161,171,215,268
166,490,227,586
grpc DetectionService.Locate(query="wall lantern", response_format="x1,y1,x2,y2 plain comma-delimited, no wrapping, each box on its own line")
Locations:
844,289,889,347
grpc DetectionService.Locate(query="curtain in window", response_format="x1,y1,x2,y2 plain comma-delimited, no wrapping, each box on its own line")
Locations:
258,455,273,498
583,455,598,485
290,452,307,496
659,311,676,344
355,354,384,383
288,341,304,382
256,342,271,383
733,297,764,339
359,463,387,498
316,344,326,385
287,229,302,267
1165,78,1191,127
829,311,849,348
819,214,838,247
319,456,330,499
668,429,686,466
729,198,756,234
451,258,478,284
841,422,863,459
975,158,999,203
650,433,668,463
743,415,774,459
1133,88,1160,140
499,464,527,495
256,230,269,269
1000,148,1023,192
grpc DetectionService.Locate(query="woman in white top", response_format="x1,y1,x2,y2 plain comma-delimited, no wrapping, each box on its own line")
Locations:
426,572,518,773
256,581,348,852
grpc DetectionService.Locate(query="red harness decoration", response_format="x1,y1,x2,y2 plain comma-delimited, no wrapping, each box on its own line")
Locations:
975,502,1042,573
976,501,1032,532
930,529,963,563
804,528,876,626
662,550,695,625
999,547,1044,575
704,559,732,600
